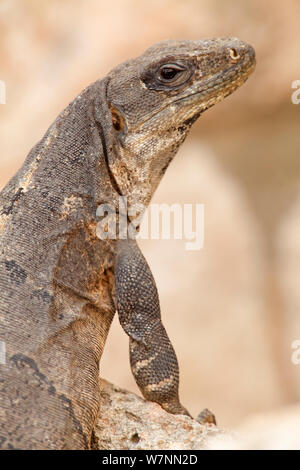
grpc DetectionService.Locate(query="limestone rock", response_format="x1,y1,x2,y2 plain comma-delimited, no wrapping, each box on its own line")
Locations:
94,380,226,450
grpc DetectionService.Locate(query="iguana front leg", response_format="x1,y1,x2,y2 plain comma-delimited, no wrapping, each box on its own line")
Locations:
114,238,190,416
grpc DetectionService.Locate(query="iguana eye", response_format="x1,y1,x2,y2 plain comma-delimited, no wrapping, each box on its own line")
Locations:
141,60,195,91
158,63,189,85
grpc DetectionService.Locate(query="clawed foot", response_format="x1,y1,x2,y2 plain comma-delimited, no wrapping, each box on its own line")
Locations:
196,408,217,425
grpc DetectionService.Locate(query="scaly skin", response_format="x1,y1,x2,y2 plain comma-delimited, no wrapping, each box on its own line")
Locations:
0,39,255,449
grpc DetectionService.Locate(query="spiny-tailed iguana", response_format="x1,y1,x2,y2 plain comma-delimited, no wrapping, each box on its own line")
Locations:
0,38,255,449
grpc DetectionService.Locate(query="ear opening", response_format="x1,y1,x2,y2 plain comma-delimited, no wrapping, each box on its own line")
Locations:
109,105,125,132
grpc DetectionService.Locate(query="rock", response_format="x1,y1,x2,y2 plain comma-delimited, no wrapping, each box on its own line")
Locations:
94,380,300,450
94,380,226,450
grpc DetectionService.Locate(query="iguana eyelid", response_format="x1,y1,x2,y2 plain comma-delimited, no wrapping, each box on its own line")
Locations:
141,59,195,91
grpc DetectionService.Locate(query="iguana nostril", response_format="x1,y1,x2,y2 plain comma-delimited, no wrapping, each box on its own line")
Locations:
229,47,240,61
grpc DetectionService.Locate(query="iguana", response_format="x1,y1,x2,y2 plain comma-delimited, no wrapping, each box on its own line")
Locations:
0,38,255,449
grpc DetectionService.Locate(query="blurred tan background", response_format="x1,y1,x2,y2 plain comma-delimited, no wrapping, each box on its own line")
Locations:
1,0,300,431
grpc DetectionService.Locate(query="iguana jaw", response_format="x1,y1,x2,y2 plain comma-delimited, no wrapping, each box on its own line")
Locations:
132,45,256,132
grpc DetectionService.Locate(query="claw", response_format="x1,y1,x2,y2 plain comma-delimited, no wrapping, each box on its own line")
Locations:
196,408,217,425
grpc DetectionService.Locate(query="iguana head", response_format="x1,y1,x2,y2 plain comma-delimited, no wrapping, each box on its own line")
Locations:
104,38,255,212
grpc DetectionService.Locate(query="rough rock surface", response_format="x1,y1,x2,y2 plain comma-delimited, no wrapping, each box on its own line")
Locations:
95,381,300,450
94,380,225,450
